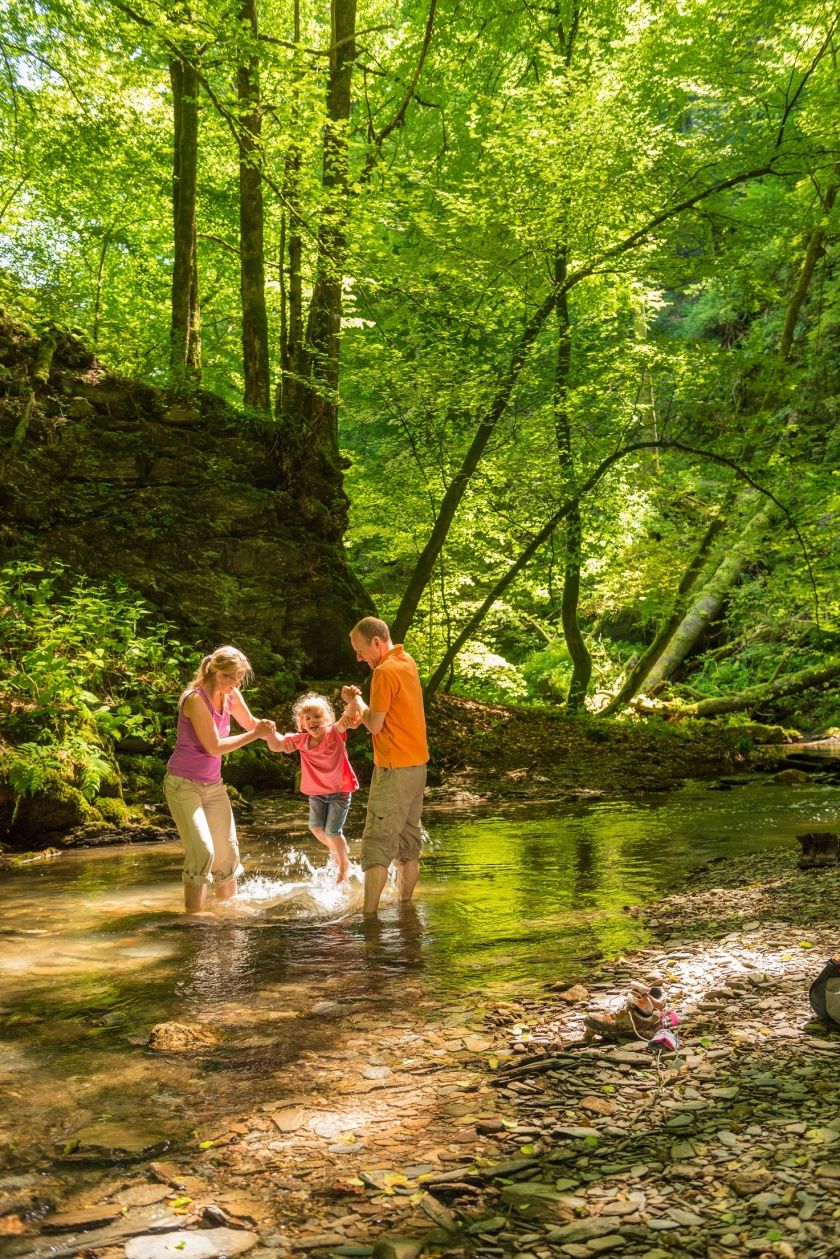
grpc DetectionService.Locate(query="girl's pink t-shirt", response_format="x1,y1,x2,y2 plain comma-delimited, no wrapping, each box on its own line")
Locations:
283,725,359,796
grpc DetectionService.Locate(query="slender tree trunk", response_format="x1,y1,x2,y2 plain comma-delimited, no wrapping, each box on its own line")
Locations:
303,0,357,463
274,0,356,503
238,0,271,413
169,57,201,384
276,0,306,420
92,231,110,349
644,659,840,718
553,248,591,710
602,484,740,714
391,290,556,643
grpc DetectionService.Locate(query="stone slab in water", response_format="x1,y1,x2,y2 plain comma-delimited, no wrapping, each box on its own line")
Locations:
42,1204,124,1232
125,1228,258,1259
60,1121,172,1161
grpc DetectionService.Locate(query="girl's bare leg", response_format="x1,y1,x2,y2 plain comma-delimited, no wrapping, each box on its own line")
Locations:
311,827,350,882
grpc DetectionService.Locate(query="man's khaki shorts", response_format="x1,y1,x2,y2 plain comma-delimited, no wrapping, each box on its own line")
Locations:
361,764,427,871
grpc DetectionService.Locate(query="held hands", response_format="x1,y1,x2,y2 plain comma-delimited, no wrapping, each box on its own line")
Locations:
341,685,363,728
254,718,277,740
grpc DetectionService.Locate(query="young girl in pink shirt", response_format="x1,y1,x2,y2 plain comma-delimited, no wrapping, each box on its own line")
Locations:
268,692,359,882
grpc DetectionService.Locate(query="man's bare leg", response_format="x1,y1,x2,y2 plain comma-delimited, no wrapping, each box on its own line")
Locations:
396,859,419,903
363,863,389,916
215,877,237,902
184,883,210,915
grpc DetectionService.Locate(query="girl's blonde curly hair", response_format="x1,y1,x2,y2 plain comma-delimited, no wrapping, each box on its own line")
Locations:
292,691,335,730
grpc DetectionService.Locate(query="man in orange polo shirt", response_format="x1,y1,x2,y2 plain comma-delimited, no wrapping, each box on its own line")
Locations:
342,616,429,916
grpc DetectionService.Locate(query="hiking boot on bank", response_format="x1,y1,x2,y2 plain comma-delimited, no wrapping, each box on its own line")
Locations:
583,981,664,1041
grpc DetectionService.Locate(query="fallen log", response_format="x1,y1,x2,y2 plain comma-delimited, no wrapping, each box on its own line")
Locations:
634,658,840,718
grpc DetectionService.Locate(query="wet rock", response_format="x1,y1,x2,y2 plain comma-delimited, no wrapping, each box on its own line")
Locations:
268,1106,306,1131
113,1184,173,1207
772,769,810,785
465,1215,507,1234
42,1204,124,1232
60,1121,171,1162
500,1181,579,1214
555,985,590,1003
545,1217,620,1243
730,1163,775,1193
371,1237,425,1259
147,1022,220,1053
290,1234,350,1252
476,1117,506,1134
126,1228,258,1258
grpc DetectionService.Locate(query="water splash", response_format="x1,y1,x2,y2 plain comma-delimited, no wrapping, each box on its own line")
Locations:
234,847,398,920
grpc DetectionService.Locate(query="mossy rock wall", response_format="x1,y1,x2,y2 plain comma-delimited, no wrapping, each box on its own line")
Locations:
0,318,372,676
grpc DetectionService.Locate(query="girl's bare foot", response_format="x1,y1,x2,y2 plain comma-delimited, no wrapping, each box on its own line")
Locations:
334,837,350,884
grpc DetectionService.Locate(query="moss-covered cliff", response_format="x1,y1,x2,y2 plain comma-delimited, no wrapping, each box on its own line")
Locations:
0,316,372,677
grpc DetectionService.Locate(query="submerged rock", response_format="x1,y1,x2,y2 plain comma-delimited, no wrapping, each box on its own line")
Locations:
147,1022,220,1053
59,1121,171,1162
125,1229,258,1259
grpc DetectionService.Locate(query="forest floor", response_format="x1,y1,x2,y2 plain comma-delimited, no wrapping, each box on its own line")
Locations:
4,846,840,1259
423,695,760,804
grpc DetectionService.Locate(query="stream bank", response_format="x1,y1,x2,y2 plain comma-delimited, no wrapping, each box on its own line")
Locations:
2,843,839,1259
1,696,795,856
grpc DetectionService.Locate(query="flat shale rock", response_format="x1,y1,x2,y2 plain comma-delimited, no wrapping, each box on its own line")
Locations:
147,1022,220,1053
125,1227,258,1259
42,1205,124,1232
60,1121,172,1162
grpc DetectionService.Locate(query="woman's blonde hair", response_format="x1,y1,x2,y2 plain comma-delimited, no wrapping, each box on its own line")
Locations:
181,645,253,705
292,691,335,731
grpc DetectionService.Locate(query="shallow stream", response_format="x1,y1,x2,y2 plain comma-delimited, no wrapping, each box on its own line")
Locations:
1,777,838,1172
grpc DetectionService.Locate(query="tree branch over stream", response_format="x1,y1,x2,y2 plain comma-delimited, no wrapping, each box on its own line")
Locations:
424,440,816,698
390,17,837,645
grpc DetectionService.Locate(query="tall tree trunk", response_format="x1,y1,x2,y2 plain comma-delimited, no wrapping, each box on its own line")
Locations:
553,247,591,711
304,0,357,464
238,0,271,414
92,230,110,349
169,57,201,385
276,0,306,420
275,0,356,509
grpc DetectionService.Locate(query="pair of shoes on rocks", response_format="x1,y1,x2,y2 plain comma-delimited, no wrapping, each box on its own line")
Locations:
583,981,665,1041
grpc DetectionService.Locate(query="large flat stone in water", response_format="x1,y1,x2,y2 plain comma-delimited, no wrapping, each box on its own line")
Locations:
126,1228,258,1259
62,1122,171,1161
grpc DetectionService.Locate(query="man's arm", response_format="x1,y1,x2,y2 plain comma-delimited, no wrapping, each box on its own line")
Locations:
341,685,386,735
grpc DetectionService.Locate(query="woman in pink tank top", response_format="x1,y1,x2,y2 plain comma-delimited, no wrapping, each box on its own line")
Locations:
164,645,275,914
